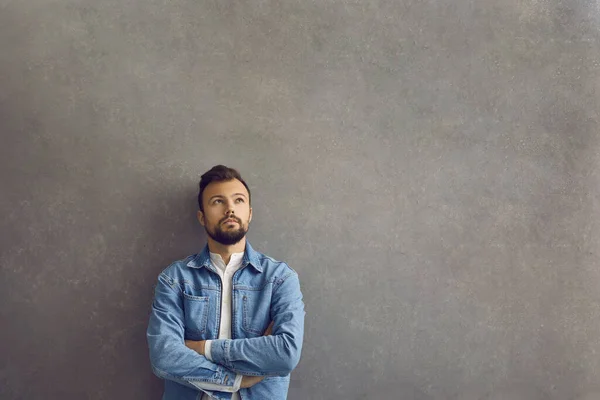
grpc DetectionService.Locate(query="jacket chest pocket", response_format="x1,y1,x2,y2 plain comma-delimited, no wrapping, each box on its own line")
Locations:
241,290,272,336
183,293,209,337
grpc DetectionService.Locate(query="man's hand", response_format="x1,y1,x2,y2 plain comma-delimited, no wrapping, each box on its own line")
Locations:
264,320,274,336
184,339,205,355
240,375,266,388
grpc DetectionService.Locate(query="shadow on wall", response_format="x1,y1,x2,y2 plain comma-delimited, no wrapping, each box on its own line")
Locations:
138,181,208,397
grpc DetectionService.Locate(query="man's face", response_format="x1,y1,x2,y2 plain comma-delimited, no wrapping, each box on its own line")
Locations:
197,179,252,246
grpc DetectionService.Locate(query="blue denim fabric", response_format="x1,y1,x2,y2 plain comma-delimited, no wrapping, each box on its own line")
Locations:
147,242,305,400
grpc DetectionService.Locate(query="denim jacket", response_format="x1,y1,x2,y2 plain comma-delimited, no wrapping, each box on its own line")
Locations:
146,242,305,400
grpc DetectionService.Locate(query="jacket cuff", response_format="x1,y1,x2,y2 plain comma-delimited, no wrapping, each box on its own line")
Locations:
215,364,238,387
187,364,238,397
209,339,231,368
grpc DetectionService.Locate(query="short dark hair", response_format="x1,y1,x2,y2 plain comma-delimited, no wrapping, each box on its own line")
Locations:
198,165,251,212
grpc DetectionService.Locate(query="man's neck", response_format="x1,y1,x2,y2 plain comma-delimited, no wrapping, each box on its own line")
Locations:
206,237,246,265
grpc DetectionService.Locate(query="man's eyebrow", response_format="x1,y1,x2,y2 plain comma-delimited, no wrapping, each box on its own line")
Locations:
208,193,248,201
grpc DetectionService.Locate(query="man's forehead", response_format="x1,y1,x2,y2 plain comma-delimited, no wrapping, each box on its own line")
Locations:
205,179,248,196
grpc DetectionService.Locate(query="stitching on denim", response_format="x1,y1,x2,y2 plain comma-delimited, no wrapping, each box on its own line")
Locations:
274,271,296,290
241,295,264,335
161,275,220,292
183,293,209,301
183,295,209,334
152,365,222,385
161,275,220,294
160,273,183,294
185,376,223,384
237,371,265,377
180,279,219,291
234,278,275,291
257,254,279,264
225,340,233,370
260,259,298,274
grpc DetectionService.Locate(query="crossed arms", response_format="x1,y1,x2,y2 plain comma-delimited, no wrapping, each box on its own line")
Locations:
185,321,274,389
146,270,305,398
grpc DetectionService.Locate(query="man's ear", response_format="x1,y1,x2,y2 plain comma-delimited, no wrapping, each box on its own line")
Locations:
248,207,252,224
197,210,205,226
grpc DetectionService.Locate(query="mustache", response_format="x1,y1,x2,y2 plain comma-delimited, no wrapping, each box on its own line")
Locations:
221,216,241,224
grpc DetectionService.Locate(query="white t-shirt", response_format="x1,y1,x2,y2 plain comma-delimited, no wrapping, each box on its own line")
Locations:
200,252,245,400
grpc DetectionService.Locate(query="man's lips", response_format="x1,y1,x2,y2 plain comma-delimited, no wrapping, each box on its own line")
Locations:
223,219,239,224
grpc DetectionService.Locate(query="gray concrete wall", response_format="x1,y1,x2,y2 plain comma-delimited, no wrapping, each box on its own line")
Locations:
1,0,599,399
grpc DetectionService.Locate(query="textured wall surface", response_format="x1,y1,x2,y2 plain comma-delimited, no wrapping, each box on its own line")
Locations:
1,0,600,399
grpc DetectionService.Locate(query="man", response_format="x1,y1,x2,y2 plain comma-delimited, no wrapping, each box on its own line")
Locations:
147,165,305,400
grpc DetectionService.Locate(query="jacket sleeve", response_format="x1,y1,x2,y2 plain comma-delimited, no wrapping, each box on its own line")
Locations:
146,272,241,398
208,270,305,376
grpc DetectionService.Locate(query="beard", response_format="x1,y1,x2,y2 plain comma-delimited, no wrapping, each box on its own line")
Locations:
205,217,249,245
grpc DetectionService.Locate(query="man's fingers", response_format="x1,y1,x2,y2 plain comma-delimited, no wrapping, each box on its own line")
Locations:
241,375,266,388
264,321,274,336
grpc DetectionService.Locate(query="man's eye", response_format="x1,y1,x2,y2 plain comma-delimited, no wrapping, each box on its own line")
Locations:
214,199,223,204
235,198,245,203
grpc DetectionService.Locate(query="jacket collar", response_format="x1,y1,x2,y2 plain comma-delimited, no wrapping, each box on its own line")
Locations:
186,241,263,273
